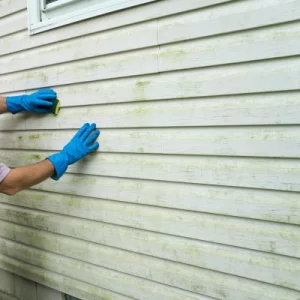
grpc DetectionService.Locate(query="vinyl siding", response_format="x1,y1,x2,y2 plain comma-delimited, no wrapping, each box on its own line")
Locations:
0,0,300,299
0,268,64,300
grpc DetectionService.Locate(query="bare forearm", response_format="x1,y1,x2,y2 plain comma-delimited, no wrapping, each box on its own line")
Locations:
0,96,8,114
0,160,54,195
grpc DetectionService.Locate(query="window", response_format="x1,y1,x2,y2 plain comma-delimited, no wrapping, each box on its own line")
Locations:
27,0,157,35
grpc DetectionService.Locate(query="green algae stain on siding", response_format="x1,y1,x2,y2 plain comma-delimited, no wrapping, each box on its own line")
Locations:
28,134,40,141
133,80,151,101
160,48,186,58
25,71,48,83
135,80,151,88
18,153,43,163
31,154,42,160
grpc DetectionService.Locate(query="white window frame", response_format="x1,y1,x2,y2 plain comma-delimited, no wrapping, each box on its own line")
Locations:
27,0,157,35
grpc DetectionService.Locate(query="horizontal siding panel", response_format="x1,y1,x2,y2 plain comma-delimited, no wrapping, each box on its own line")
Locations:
0,269,14,296
50,61,300,104
0,0,26,18
0,255,133,300
1,0,295,59
2,55,299,99
158,0,300,44
1,126,300,158
1,237,299,300
0,47,159,93
0,0,230,57
2,92,300,127
0,21,158,75
1,190,299,249
0,204,299,259
3,12,300,75
159,21,300,72
33,173,300,225
1,220,300,293
0,293,17,300
2,150,300,192
0,238,211,300
0,10,27,38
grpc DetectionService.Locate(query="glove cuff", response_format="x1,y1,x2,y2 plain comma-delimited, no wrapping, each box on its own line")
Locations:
6,95,26,114
47,152,69,180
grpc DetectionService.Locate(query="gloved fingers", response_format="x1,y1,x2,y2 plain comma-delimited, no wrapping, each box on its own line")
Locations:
81,123,97,141
38,88,57,97
85,130,100,146
33,107,50,114
35,99,54,107
87,142,100,153
74,123,90,139
37,93,57,100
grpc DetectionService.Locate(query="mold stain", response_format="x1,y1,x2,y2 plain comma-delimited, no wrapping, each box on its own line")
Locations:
137,147,144,153
25,71,48,83
135,80,151,88
69,176,97,186
132,106,149,115
269,241,276,253
160,48,186,58
28,134,40,141
31,154,42,161
133,80,151,101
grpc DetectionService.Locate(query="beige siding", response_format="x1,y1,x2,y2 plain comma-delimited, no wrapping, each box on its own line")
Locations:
0,0,299,299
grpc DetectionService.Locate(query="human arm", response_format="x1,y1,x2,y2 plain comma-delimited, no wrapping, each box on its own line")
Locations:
0,160,54,195
0,96,8,114
0,123,100,195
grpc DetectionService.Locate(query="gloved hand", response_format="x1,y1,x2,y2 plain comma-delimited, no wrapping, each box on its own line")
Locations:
48,123,100,180
6,89,56,114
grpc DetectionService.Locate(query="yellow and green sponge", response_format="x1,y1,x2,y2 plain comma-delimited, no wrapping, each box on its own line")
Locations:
49,99,61,115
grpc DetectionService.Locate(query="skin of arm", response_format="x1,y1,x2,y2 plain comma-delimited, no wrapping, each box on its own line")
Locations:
0,96,8,114
0,159,54,195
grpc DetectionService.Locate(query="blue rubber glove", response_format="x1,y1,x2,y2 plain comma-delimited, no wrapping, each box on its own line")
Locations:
48,123,100,180
6,89,56,114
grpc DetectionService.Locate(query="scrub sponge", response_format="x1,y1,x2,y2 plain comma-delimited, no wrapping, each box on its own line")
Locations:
49,99,61,115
